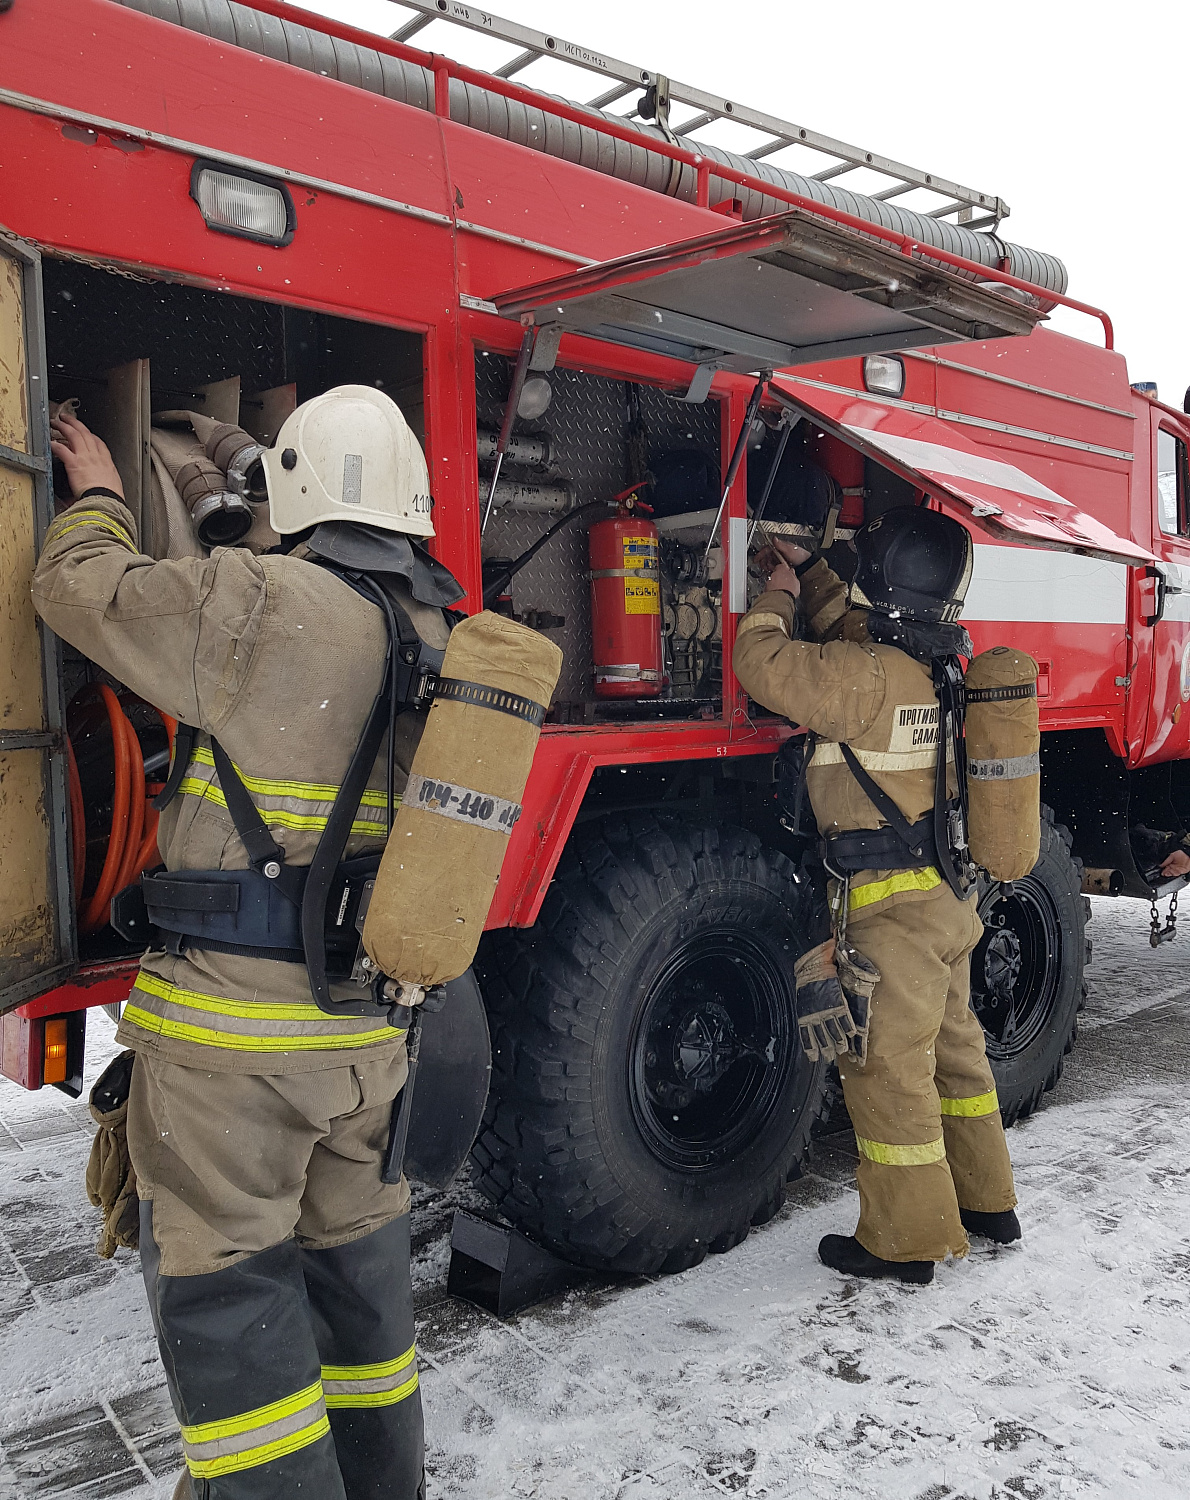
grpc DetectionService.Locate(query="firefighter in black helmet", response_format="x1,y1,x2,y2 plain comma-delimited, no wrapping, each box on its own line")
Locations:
735,508,1019,1285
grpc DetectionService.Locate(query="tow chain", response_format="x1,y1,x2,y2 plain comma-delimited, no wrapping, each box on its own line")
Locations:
1150,887,1180,948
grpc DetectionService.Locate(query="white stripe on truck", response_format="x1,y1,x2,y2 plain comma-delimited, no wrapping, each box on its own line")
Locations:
964,545,1127,625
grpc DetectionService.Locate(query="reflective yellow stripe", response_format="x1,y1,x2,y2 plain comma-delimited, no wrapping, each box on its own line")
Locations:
177,748,392,838
187,1416,331,1478
125,971,404,1055
848,867,941,912
939,1087,1000,1118
123,1004,400,1053
134,970,352,1023
321,1347,417,1383
855,1134,947,1166
52,512,136,550
188,746,390,808
322,1345,419,1410
324,1374,419,1410
182,1382,324,1447
181,1380,330,1478
176,778,389,838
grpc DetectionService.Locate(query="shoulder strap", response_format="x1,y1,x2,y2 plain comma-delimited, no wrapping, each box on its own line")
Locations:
837,744,932,862
931,657,970,900
208,739,305,907
151,722,197,812
301,679,393,1015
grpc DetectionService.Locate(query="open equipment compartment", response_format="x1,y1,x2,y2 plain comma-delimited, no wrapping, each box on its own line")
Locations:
477,351,723,712
41,257,426,961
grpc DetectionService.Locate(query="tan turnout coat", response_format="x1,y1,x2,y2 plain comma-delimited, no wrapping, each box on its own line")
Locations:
33,494,449,1073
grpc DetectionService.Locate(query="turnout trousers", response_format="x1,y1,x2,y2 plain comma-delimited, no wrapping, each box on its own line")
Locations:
835,887,1017,1262
126,1053,424,1499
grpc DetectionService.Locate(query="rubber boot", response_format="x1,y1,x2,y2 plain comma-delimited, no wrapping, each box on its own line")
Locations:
818,1233,934,1285
960,1207,1021,1244
300,1215,424,1500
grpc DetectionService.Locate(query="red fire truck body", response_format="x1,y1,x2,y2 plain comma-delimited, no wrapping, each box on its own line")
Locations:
3,0,1187,1272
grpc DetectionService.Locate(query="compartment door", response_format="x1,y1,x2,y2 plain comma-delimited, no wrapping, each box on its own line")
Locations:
0,236,75,1011
492,208,1046,383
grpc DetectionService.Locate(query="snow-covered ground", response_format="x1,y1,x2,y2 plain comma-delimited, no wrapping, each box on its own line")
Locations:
2,896,1189,1499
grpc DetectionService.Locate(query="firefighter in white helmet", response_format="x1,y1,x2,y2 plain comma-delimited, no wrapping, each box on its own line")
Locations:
36,387,460,1499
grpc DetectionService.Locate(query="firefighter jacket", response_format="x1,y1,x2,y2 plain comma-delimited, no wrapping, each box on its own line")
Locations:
33,495,451,1073
733,558,957,919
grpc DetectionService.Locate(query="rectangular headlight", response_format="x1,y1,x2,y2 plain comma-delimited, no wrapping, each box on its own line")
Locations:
863,354,905,399
191,162,295,247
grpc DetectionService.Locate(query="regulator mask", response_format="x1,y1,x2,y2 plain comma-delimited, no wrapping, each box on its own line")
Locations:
851,507,974,662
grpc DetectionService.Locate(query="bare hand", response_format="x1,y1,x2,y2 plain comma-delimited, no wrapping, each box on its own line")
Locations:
764,562,801,598
770,536,813,569
49,414,124,501
1161,848,1190,878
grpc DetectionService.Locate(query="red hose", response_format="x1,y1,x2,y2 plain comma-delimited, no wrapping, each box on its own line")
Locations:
112,708,145,896
65,736,86,907
78,684,131,935
69,687,175,933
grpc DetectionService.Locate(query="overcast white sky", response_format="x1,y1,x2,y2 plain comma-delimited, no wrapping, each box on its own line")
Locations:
313,0,1188,408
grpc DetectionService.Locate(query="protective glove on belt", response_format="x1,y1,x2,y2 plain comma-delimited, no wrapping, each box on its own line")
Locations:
793,938,879,1068
85,1050,140,1258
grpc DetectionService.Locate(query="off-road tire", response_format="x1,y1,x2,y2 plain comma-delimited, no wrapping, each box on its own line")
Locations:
472,817,829,1275
975,806,1089,1127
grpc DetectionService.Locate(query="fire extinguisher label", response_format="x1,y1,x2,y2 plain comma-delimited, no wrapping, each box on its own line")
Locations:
622,536,660,615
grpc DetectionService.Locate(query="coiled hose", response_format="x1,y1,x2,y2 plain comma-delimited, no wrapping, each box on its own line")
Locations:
67,684,177,936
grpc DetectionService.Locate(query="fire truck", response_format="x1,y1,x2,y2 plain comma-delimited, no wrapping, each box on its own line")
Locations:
2,0,1187,1277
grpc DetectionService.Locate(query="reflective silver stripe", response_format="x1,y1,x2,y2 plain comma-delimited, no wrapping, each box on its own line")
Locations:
178,750,390,836
404,774,522,834
810,740,954,772
181,1382,329,1478
124,974,401,1054
968,752,1040,781
322,1345,419,1408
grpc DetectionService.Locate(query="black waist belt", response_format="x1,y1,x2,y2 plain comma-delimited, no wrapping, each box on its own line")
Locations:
825,815,936,875
111,856,380,969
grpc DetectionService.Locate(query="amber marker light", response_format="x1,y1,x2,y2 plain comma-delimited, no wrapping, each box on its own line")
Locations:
42,1018,69,1085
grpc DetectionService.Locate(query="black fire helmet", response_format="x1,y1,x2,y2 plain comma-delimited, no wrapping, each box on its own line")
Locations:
850,506,973,624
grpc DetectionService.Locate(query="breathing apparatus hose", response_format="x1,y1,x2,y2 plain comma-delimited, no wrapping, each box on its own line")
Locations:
67,685,177,935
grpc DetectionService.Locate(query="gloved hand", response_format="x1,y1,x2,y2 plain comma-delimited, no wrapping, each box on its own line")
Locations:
793,939,858,1063
836,942,880,1069
85,1050,140,1258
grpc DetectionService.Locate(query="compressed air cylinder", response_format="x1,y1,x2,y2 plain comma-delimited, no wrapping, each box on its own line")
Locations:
965,647,1041,882
362,612,563,987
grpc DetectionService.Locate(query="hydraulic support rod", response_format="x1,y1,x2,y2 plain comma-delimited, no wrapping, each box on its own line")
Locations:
483,325,538,534
748,407,802,547
705,373,769,561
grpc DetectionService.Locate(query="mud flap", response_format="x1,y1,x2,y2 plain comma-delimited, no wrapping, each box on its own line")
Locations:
404,969,491,1189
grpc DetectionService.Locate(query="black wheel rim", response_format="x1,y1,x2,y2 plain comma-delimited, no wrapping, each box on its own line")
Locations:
628,928,797,1173
972,875,1063,1061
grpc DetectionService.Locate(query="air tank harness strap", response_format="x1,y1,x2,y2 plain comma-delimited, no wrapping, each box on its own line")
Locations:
152,721,197,813
837,744,934,864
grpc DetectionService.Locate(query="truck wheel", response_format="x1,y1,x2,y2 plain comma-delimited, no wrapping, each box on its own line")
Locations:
972,808,1089,1127
472,817,828,1275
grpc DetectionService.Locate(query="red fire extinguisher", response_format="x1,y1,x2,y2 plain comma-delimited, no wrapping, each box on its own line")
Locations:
589,491,663,698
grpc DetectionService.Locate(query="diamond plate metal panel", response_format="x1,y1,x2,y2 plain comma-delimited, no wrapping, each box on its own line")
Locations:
477,354,720,702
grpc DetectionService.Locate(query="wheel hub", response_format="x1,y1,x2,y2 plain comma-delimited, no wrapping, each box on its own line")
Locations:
629,930,795,1173
674,1002,743,1092
972,878,1062,1058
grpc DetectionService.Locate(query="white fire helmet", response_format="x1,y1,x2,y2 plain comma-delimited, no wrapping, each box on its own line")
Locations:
260,386,434,539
